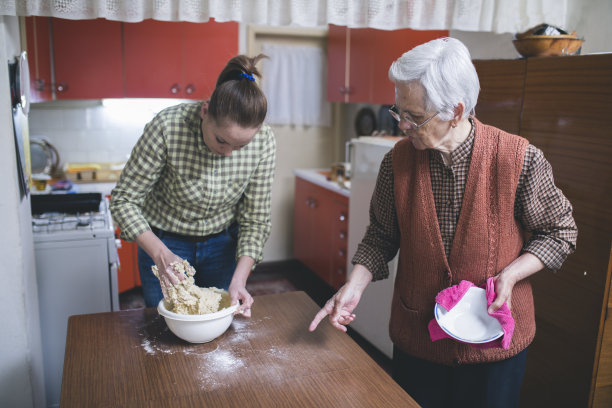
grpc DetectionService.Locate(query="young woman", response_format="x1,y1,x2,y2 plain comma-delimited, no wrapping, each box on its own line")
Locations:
110,54,275,317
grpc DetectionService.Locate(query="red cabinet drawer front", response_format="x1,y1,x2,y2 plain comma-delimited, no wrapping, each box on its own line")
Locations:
52,18,124,99
293,177,350,287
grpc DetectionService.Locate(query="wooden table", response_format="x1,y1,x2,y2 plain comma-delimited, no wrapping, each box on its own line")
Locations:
61,291,419,407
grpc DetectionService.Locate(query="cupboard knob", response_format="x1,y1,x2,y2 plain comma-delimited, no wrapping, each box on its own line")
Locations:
338,249,346,257
34,78,45,92
56,82,68,93
170,83,181,94
339,86,353,95
185,84,196,95
336,267,345,275
339,231,346,239
339,212,346,222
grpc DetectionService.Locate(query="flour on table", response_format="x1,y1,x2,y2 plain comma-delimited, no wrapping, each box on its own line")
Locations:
152,260,230,315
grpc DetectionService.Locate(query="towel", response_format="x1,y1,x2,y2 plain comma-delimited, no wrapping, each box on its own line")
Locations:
427,278,515,349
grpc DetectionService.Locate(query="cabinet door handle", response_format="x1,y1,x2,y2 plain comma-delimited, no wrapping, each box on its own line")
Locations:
56,82,68,93
170,83,181,94
185,84,196,95
338,212,346,222
339,231,346,239
34,78,45,91
309,199,317,208
338,248,346,257
336,267,345,275
339,86,353,95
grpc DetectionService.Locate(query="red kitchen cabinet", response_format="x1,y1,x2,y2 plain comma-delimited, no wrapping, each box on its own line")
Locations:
24,17,53,102
23,18,237,100
124,20,238,99
327,25,448,104
181,22,239,99
115,227,141,293
293,176,349,289
52,18,124,99
329,199,349,290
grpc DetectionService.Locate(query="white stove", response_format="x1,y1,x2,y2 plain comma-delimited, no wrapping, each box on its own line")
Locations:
32,198,119,408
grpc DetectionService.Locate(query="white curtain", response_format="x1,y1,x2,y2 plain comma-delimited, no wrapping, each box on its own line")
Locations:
261,44,331,127
0,0,569,34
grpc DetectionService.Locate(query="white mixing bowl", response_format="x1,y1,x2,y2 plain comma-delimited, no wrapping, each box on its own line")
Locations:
157,295,238,343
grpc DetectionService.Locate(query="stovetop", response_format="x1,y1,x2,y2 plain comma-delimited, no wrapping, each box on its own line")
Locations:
31,199,114,240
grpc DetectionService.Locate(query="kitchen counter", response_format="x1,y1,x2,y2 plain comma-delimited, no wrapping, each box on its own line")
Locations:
60,291,418,407
73,181,117,196
294,168,350,198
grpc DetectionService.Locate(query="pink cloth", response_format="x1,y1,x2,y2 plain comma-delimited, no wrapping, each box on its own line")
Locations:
427,278,515,349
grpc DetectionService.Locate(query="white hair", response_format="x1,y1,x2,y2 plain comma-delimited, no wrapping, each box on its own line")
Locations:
388,37,480,121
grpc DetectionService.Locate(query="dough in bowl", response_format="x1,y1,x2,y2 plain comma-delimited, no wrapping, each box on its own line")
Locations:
152,260,230,315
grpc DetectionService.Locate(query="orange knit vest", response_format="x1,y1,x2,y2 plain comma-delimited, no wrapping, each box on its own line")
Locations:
389,118,534,365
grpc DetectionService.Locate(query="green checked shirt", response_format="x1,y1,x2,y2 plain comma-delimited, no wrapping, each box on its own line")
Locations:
110,101,276,264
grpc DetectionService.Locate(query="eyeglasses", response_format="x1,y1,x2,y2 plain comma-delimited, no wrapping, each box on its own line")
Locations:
388,105,438,130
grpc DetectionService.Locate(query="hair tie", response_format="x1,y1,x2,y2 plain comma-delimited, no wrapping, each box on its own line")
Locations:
239,72,255,82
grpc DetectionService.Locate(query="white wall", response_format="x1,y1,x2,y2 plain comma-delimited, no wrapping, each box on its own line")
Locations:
0,16,45,408
29,99,189,164
565,0,612,54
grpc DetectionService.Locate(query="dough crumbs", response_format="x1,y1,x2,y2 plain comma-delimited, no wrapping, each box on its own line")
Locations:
152,260,231,315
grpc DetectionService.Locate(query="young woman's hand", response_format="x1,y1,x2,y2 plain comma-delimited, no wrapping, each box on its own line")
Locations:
229,256,256,317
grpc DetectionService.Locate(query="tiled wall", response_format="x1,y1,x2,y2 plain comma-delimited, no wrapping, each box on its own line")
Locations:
28,99,190,164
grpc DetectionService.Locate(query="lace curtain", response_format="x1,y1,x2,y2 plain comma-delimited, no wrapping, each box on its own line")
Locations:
261,44,331,127
0,0,568,34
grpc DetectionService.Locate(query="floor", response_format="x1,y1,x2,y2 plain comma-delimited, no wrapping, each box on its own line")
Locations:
119,259,393,375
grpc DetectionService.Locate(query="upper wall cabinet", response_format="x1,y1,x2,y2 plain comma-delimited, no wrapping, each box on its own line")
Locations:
24,17,238,100
25,16,53,102
327,25,448,104
53,19,124,99
123,20,238,99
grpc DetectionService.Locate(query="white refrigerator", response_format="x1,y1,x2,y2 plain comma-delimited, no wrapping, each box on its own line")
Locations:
347,136,401,359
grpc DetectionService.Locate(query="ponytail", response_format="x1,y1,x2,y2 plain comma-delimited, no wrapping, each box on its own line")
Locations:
208,54,268,128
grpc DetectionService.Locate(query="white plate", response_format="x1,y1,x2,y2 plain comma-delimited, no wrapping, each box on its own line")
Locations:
434,286,503,344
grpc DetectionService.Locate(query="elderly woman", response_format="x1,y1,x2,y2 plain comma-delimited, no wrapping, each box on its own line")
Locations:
309,38,577,408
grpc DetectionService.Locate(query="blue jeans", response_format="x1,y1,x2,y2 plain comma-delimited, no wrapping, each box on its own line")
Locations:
137,224,239,307
392,347,528,408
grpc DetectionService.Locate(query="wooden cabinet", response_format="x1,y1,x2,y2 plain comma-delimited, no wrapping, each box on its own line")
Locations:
327,25,448,104
473,59,526,135
52,19,124,99
23,17,238,100
473,54,612,408
593,249,612,408
293,176,349,289
124,20,238,99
